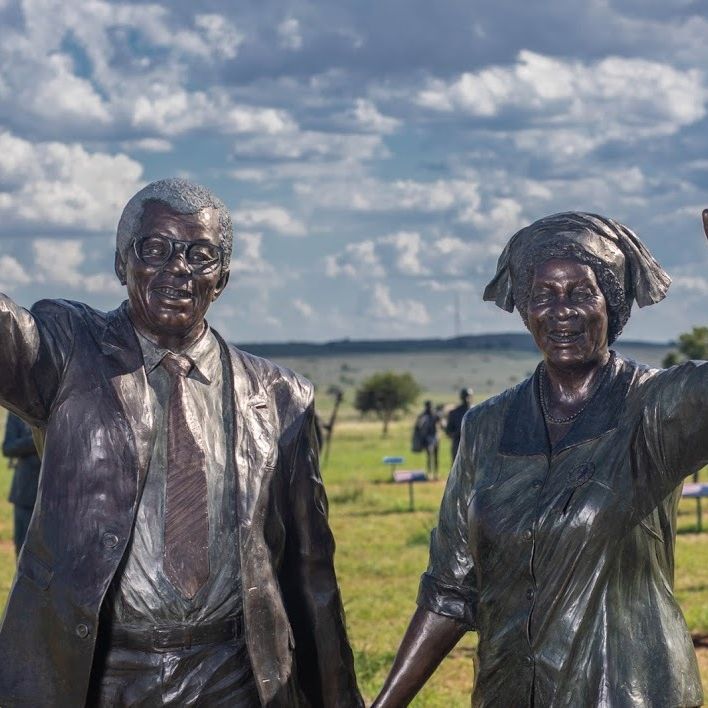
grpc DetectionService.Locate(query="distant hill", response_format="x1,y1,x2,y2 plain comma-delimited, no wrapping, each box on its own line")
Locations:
234,332,670,359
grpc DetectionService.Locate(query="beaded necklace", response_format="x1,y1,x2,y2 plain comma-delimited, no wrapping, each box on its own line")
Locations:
540,353,613,425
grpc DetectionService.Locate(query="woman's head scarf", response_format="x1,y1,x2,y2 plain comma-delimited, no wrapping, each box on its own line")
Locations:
483,212,671,343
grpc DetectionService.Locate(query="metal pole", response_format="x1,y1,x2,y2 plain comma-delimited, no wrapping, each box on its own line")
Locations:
698,497,703,533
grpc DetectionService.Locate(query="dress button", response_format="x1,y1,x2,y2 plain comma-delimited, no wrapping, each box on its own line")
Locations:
532,479,543,489
76,623,90,639
523,529,533,541
102,532,119,549
526,587,535,600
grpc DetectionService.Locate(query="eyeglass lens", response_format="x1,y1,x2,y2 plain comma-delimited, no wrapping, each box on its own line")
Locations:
136,236,221,271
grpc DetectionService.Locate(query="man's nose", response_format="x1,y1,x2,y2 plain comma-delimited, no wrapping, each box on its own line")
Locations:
164,245,191,274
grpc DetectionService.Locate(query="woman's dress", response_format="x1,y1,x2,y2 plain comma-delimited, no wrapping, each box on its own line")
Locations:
418,354,707,707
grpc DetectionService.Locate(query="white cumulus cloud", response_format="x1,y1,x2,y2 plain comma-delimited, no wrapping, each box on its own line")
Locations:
364,283,430,326
277,18,303,50
234,205,307,236
351,99,400,135
0,131,144,232
229,232,274,276
417,50,707,157
32,239,121,294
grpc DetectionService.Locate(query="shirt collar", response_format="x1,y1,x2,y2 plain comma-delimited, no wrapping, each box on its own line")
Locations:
135,324,220,385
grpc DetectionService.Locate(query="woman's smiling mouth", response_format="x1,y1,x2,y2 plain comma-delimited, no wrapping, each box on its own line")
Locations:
548,330,583,344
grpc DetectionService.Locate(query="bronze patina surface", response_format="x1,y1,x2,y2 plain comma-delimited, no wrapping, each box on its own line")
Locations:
374,212,706,708
0,178,362,707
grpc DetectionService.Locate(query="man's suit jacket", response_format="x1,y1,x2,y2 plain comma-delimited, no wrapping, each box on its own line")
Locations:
0,296,362,707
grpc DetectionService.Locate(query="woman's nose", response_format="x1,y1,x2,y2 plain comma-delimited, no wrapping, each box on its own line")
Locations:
548,299,577,321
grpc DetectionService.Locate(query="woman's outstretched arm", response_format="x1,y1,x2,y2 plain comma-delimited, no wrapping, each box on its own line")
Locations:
372,607,468,708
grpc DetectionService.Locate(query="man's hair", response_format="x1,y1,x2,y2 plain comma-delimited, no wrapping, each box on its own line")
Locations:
116,178,233,271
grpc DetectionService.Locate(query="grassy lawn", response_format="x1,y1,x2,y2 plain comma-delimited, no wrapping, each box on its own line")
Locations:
0,411,706,706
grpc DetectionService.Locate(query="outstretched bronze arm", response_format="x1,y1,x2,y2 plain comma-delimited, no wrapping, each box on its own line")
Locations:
371,607,467,708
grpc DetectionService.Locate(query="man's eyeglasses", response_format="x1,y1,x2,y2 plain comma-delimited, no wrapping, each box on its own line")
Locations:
133,235,223,274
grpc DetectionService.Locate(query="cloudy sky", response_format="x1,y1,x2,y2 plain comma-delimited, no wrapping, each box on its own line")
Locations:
1,0,706,343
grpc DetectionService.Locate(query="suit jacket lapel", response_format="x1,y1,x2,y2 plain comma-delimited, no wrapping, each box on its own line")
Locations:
99,303,154,486
223,341,277,528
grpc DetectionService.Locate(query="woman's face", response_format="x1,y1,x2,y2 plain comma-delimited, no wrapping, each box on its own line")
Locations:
527,258,609,369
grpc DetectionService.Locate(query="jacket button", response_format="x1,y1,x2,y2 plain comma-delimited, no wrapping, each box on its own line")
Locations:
76,623,90,639
523,529,533,541
102,532,119,549
526,587,535,600
532,479,543,489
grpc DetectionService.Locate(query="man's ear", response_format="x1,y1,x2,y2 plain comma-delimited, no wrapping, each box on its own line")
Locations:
702,209,708,240
212,270,230,301
114,250,127,286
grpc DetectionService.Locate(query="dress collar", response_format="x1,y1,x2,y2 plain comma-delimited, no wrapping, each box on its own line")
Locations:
499,352,633,456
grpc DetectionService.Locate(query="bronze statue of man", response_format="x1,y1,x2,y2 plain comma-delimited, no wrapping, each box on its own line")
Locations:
0,178,362,707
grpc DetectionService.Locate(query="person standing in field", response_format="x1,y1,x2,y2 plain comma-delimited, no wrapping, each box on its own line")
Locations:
444,387,473,464
414,400,440,480
2,412,40,557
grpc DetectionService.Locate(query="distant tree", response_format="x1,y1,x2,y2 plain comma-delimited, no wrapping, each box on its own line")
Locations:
662,326,708,368
354,371,421,436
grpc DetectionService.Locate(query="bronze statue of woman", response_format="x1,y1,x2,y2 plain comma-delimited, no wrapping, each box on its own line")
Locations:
373,212,707,707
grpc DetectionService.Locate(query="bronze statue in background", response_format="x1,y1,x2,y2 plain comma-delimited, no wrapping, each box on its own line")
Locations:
2,413,40,557
444,387,473,463
374,212,707,707
0,178,362,707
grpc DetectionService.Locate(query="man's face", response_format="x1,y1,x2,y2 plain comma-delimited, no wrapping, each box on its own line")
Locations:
527,258,609,370
117,201,228,348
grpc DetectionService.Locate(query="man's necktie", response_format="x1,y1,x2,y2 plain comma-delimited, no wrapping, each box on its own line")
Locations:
161,352,210,600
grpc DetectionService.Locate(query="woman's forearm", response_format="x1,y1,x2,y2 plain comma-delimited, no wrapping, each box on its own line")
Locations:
372,607,468,708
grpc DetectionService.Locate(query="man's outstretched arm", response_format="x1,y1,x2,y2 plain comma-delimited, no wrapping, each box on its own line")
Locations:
372,607,467,708
0,295,69,425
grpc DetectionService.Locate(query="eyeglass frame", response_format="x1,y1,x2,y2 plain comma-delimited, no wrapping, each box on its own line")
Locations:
131,234,224,274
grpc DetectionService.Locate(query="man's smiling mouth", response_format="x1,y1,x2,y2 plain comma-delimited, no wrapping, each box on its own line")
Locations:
153,285,192,300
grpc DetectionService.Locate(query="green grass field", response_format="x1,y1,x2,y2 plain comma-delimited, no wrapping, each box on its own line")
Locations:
0,410,706,706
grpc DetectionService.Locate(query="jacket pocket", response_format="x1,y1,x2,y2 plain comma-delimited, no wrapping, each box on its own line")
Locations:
18,549,53,590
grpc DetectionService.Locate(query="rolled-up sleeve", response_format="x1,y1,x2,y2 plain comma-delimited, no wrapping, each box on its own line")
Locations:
417,412,478,630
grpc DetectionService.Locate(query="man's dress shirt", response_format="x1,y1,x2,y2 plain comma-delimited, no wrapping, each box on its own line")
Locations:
91,326,258,706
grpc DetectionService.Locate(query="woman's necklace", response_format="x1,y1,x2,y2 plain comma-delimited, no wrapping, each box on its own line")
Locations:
540,353,613,425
